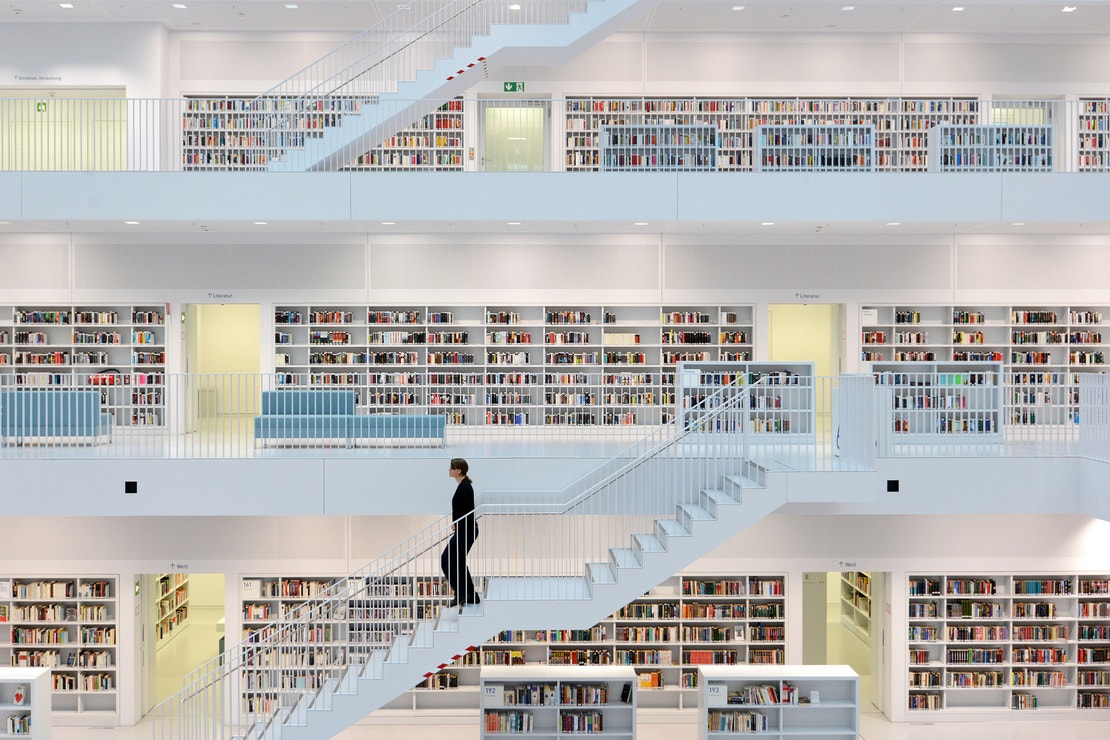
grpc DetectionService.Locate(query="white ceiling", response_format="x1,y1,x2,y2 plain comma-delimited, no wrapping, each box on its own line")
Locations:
1,0,1107,35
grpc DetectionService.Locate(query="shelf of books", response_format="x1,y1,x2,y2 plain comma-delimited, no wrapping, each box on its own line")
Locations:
839,572,871,646
598,124,717,171
927,124,1053,172
870,361,1003,442
753,125,875,172
412,574,786,713
1078,98,1110,172
480,665,637,739
0,667,51,739
0,304,167,428
674,361,815,439
181,95,365,171
272,304,755,428
861,304,1107,426
155,574,189,648
344,99,465,171
0,576,118,726
907,574,1110,717
698,664,859,739
565,97,979,172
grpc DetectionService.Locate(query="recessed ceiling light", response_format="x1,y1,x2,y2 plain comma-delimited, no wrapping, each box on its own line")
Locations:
1012,222,1026,227
841,5,855,11
124,221,140,225
253,221,267,225
634,222,648,226
952,6,965,11
886,222,901,226
731,5,745,10
285,3,298,8
1062,6,1077,12
507,221,521,226
509,4,521,9
381,221,396,225
761,222,775,226
172,3,187,8
59,2,74,7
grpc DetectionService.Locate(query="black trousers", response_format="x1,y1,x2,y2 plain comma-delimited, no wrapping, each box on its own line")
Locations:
440,523,478,604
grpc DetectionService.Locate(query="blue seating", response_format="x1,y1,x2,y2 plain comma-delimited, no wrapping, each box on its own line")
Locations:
0,389,114,445
254,389,355,445
253,389,445,446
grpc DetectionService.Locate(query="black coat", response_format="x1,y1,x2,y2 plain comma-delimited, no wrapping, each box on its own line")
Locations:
451,478,477,535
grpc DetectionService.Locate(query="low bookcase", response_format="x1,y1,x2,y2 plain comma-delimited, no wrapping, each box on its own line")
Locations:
698,664,859,738
0,668,50,739
480,665,636,739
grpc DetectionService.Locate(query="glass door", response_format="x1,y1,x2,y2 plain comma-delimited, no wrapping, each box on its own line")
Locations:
479,98,549,171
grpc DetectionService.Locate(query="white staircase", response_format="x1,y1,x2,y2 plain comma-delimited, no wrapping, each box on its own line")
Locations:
264,0,654,171
276,471,786,739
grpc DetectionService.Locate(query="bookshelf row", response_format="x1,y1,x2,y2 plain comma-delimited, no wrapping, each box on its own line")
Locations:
239,574,786,715
872,361,1004,441
0,577,118,726
839,572,871,645
179,94,1110,173
272,304,773,428
861,304,1110,426
0,304,167,428
907,574,1110,714
155,574,189,648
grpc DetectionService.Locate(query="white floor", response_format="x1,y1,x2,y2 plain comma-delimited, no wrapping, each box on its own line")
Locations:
51,601,1110,739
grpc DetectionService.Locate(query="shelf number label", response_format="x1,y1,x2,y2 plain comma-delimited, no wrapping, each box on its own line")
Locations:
707,682,726,707
484,684,504,707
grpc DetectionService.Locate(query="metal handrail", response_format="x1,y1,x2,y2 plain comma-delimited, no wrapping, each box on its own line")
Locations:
148,376,754,738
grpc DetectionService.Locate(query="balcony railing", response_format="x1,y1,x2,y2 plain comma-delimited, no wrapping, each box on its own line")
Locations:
0,96,1104,173
0,371,1103,464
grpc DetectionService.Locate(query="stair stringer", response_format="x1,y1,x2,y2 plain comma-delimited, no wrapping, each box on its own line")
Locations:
274,472,786,739
270,0,654,171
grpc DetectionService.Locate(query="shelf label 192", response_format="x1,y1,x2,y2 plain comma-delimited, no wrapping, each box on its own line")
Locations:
483,684,504,707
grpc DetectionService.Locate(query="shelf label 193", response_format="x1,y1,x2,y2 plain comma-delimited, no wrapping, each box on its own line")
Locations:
707,682,727,707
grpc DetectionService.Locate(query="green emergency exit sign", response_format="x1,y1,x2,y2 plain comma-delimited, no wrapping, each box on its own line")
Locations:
503,82,525,93
36,101,47,113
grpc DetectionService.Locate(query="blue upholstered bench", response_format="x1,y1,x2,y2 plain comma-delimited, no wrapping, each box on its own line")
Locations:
349,413,445,447
0,389,114,446
254,389,355,446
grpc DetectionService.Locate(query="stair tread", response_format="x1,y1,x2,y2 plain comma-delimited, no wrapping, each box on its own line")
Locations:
633,533,665,552
587,562,616,584
610,548,641,568
701,488,740,504
725,473,763,489
656,518,690,536
680,503,713,520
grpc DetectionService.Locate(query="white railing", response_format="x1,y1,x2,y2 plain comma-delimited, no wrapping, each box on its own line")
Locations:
0,372,1103,464
148,377,755,739
0,96,1104,173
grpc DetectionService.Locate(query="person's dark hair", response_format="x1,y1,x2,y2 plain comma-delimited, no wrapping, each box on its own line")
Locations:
450,458,470,480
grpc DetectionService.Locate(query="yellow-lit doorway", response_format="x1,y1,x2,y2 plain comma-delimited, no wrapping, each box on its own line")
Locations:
185,304,261,419
480,100,548,171
769,303,843,436
0,86,127,170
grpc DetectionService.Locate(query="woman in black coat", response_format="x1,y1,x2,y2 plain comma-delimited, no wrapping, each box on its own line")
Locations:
442,457,480,607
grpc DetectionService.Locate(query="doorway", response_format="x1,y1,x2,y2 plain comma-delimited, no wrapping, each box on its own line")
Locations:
184,304,261,423
802,570,890,716
769,303,843,438
0,86,127,170
140,573,226,711
479,99,548,171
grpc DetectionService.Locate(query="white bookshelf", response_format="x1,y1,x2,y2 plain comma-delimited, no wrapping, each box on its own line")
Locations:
839,572,871,645
345,99,465,171
0,667,51,739
0,304,166,428
907,574,1110,716
753,124,875,172
1078,97,1110,172
927,124,1053,172
0,576,117,727
598,124,716,171
272,304,756,428
861,304,1107,426
675,361,816,439
698,664,859,738
155,574,189,648
480,665,636,739
870,361,1004,442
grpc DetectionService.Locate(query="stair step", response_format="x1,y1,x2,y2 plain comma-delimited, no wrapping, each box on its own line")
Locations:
587,561,615,585
385,633,409,664
680,503,713,520
633,532,665,553
702,487,740,506
411,620,435,648
610,547,642,569
656,518,690,539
